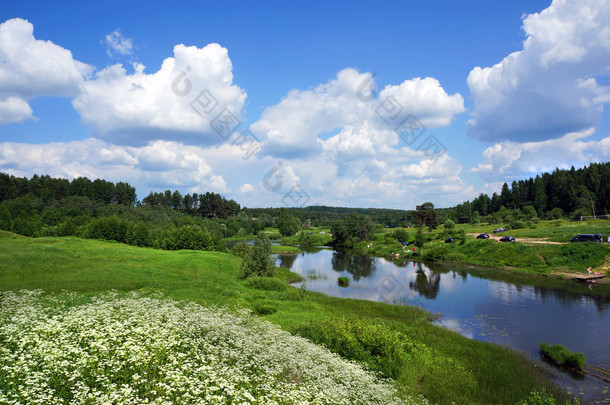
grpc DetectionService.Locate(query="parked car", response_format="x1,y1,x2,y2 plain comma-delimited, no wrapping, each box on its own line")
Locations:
570,234,603,243
499,236,515,242
476,233,490,239
445,237,456,243
493,227,508,233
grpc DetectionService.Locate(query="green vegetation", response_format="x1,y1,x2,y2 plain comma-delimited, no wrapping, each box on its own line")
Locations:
337,276,350,287
239,235,276,279
539,343,586,370
0,231,572,404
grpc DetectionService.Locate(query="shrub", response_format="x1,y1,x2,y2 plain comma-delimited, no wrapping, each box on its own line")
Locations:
391,228,409,242
244,276,287,291
239,235,276,279
444,219,456,229
230,241,251,259
163,225,213,251
253,303,278,315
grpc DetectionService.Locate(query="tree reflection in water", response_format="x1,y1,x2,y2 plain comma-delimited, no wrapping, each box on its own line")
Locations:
409,266,441,299
277,254,298,269
331,251,376,281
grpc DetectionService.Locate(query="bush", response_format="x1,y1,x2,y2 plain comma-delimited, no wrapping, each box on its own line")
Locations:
163,225,213,251
338,276,350,287
239,235,276,279
444,219,456,229
391,228,409,242
230,241,251,259
244,276,287,291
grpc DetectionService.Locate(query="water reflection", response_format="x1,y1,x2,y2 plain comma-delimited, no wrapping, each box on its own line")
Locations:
331,251,376,281
409,268,441,299
277,254,298,269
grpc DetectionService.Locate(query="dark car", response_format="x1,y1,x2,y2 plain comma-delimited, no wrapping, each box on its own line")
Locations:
476,233,490,239
445,237,456,243
570,234,603,243
499,236,515,242
493,227,508,233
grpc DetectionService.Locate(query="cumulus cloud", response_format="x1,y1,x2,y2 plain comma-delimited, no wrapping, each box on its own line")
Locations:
239,183,254,193
0,18,91,124
467,0,610,143
0,138,232,194
251,68,464,158
103,29,133,57
72,43,247,146
468,127,610,180
0,97,34,124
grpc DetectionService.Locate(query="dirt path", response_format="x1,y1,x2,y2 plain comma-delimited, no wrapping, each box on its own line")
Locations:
466,233,564,244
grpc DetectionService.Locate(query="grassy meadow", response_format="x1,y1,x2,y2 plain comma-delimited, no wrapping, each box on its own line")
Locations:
0,230,574,404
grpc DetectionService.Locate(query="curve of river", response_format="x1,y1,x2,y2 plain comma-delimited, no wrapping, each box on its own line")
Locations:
275,248,610,404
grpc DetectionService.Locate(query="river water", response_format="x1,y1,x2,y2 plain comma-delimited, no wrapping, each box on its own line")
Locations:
275,248,610,404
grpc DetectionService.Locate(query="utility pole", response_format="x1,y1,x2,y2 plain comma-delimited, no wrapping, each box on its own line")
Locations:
591,196,596,219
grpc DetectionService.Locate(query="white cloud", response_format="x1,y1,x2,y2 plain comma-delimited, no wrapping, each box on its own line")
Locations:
0,138,231,194
0,18,91,125
103,29,133,57
467,0,610,143
72,43,246,146
468,127,610,181
251,68,464,158
239,183,254,193
0,97,34,124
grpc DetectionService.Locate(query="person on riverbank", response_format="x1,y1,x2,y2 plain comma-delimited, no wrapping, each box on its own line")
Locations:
587,267,592,275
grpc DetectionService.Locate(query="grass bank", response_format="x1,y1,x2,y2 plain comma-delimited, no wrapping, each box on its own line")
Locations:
353,220,610,280
0,231,572,404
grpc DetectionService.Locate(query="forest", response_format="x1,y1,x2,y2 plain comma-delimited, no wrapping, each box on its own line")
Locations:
1,162,609,251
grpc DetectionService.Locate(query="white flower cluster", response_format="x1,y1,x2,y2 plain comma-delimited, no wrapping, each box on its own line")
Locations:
0,291,425,405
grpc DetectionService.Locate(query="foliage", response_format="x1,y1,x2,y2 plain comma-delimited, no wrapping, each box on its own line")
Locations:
539,342,586,370
163,225,214,251
414,229,425,248
331,213,377,249
412,202,438,230
278,208,300,236
244,276,287,291
391,228,410,242
444,219,455,229
239,235,276,279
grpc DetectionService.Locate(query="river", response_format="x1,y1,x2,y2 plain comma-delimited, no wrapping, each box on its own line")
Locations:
275,247,610,404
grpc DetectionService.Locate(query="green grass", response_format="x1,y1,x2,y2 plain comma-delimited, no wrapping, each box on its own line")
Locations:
0,230,572,404
539,343,586,370
270,244,301,254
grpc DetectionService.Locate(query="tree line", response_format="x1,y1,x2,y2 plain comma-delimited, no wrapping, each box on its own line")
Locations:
447,162,610,224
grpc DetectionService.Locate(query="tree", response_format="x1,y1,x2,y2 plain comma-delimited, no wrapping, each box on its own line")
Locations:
444,219,455,229
412,202,438,230
278,208,299,236
239,235,276,278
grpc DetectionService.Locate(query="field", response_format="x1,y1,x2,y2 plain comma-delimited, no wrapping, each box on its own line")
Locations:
0,231,572,404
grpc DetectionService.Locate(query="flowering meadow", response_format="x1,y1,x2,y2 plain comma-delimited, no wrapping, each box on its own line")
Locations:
0,290,425,404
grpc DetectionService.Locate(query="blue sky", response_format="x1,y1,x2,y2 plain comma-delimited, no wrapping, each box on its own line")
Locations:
1,0,609,209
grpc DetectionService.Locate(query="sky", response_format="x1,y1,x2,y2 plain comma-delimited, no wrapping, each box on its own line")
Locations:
1,0,610,209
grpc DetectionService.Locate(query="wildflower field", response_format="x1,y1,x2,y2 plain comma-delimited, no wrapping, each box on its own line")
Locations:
0,290,422,404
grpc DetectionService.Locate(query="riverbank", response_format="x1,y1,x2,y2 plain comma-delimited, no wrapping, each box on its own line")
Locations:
343,220,610,285
0,230,572,404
